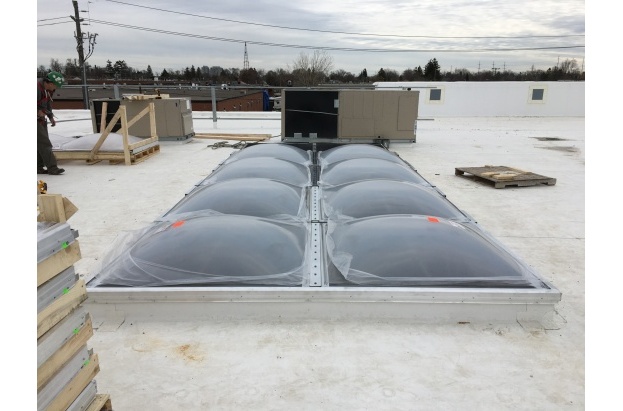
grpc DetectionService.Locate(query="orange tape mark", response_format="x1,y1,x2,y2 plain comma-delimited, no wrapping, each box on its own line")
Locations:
427,216,439,223
172,220,185,228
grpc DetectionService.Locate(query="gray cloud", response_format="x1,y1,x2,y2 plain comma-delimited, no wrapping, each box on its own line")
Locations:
37,0,585,75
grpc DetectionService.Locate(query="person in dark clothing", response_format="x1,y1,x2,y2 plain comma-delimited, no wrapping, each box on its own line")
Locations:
37,71,65,175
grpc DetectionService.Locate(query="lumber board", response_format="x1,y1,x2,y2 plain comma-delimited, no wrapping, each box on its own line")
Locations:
38,316,94,391
193,133,271,141
37,240,82,287
92,108,123,158
127,135,158,151
44,353,100,411
100,102,109,133
120,105,131,165
66,380,97,411
37,195,64,223
38,279,87,339
86,394,113,411
37,194,78,223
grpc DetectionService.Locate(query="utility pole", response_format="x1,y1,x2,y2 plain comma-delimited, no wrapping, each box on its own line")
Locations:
71,1,89,109
71,1,97,110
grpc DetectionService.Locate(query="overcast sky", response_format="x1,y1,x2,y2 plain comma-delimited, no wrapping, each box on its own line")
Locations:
36,0,585,76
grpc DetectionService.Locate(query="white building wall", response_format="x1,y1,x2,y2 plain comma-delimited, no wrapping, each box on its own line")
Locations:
374,81,584,117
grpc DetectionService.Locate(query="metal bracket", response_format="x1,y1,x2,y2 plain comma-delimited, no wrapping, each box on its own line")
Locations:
308,186,325,287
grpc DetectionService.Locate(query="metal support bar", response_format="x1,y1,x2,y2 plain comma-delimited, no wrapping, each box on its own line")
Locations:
308,222,324,287
211,86,217,123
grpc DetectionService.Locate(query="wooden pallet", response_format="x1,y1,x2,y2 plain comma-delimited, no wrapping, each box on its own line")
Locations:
86,394,113,411
455,166,556,189
94,144,161,165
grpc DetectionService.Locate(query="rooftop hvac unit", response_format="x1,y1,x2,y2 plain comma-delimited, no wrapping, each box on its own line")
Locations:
281,89,419,145
90,97,195,141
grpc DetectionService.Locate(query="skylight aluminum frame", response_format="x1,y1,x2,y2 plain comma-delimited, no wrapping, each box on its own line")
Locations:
85,141,561,324
85,285,560,324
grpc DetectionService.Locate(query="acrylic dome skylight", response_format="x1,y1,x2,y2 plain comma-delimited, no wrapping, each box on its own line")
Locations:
89,142,555,293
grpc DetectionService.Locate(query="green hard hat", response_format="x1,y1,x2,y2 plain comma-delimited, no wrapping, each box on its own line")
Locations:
46,71,65,88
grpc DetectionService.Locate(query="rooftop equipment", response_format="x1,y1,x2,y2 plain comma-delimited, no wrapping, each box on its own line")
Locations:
281,89,419,145
90,96,194,141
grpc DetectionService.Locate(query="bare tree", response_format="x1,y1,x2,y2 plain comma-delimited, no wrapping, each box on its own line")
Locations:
559,58,579,74
292,50,334,86
49,58,64,73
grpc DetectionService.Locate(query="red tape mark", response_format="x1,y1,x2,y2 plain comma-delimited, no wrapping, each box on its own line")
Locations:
427,216,439,223
171,220,185,228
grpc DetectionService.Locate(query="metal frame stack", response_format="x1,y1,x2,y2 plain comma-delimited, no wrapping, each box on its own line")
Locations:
37,194,112,411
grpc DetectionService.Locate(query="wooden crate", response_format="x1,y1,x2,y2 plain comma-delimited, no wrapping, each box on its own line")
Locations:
54,102,159,166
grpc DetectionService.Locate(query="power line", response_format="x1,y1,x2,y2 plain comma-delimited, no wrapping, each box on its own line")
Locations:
87,19,585,53
38,20,74,27
37,17,72,22
104,0,585,40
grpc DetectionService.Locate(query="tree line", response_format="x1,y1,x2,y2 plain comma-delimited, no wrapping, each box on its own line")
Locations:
37,51,584,87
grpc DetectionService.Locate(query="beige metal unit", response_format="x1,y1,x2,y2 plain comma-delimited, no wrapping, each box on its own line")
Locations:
281,89,419,144
91,97,194,141
338,90,418,141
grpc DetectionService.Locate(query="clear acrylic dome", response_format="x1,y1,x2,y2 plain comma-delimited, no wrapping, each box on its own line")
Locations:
201,157,310,187
319,158,429,187
318,144,406,166
92,215,308,287
323,180,466,220
327,215,541,288
223,143,311,165
165,178,305,218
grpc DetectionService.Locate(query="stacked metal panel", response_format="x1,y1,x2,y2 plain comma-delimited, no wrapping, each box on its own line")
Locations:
37,196,110,411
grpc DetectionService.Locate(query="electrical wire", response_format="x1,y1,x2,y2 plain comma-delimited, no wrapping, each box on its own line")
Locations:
37,17,71,22
105,0,585,40
87,19,584,53
38,20,74,27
